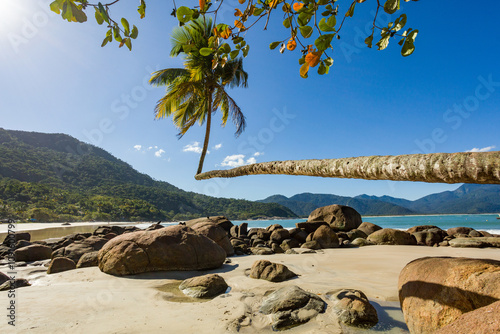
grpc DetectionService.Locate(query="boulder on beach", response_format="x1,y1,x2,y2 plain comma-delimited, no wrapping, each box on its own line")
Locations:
189,221,234,256
307,205,362,231
250,260,297,282
0,272,9,285
330,289,378,328
312,225,339,249
250,247,273,255
98,225,227,276
398,257,500,334
412,229,446,246
270,229,290,244
2,232,31,246
185,216,233,233
259,285,326,330
446,227,475,237
14,244,52,262
179,274,228,298
357,222,382,236
295,221,328,234
367,228,416,245
407,225,442,234
267,224,284,233
435,300,500,334
0,278,30,291
52,236,109,263
351,238,374,247
47,257,76,274
76,251,99,268
449,237,500,248
301,240,321,250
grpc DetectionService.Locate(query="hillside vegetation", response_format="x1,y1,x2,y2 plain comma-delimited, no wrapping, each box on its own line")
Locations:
0,128,296,222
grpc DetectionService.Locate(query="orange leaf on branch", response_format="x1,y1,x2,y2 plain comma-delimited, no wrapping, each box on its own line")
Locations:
234,19,246,31
234,8,243,17
287,38,297,51
305,46,322,67
199,0,206,11
293,2,304,11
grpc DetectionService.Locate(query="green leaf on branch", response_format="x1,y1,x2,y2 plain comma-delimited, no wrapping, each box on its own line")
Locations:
125,38,132,51
365,34,373,48
315,33,334,51
138,0,146,19
269,41,281,50
324,57,333,66
98,3,109,24
297,12,312,26
130,25,139,39
376,33,390,50
318,17,336,32
318,61,328,75
50,0,62,14
113,27,122,42
345,2,356,17
230,50,240,59
401,29,418,56
393,13,406,31
121,18,130,35
383,0,400,14
242,45,250,57
283,18,292,29
199,48,214,56
253,8,264,16
101,35,112,47
94,8,104,25
176,6,193,23
299,26,313,38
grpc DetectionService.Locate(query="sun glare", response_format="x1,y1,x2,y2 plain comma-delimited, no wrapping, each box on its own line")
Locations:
0,1,34,33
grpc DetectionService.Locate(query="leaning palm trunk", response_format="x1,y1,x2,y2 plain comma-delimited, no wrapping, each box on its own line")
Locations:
195,151,500,184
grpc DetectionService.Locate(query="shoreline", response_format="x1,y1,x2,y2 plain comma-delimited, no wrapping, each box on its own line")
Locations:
4,245,500,333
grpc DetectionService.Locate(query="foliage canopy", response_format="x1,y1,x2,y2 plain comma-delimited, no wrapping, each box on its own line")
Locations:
49,0,419,77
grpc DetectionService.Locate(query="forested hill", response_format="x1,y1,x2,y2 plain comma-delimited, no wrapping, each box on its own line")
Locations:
259,193,415,217
0,128,296,222
260,184,500,217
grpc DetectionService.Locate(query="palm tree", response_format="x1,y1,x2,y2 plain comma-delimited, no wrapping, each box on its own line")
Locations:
149,17,248,175
195,151,500,184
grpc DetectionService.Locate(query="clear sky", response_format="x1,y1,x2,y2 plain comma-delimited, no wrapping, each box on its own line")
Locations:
1,0,499,201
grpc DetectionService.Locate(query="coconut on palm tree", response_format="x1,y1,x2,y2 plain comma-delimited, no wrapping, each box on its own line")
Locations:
149,17,248,175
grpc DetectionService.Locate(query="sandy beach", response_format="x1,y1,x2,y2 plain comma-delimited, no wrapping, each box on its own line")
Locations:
3,244,500,333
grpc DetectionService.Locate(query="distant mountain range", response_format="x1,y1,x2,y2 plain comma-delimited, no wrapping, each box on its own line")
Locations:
259,184,500,217
0,128,296,222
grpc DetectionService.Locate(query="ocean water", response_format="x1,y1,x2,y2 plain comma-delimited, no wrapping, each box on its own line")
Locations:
231,214,500,235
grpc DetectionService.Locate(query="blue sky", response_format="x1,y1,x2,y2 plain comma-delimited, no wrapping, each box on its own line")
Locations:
1,0,499,201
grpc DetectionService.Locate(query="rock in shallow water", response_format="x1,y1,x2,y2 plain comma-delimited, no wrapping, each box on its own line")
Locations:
179,274,228,298
329,289,378,328
259,285,326,330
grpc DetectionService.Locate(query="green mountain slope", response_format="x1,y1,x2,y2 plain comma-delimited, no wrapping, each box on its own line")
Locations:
0,128,296,222
259,193,415,217
261,184,500,217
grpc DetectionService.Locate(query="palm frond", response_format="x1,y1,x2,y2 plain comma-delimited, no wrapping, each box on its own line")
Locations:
149,68,190,87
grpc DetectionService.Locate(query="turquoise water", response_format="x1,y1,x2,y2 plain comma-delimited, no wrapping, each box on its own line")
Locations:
232,214,500,234
137,214,500,234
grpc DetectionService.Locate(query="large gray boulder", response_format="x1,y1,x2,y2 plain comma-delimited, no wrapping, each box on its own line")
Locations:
259,285,326,330
357,222,382,236
307,205,362,231
179,274,228,298
249,260,297,282
98,225,226,276
399,257,500,334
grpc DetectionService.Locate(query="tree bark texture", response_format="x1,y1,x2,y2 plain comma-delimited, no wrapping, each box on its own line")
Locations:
195,151,500,184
